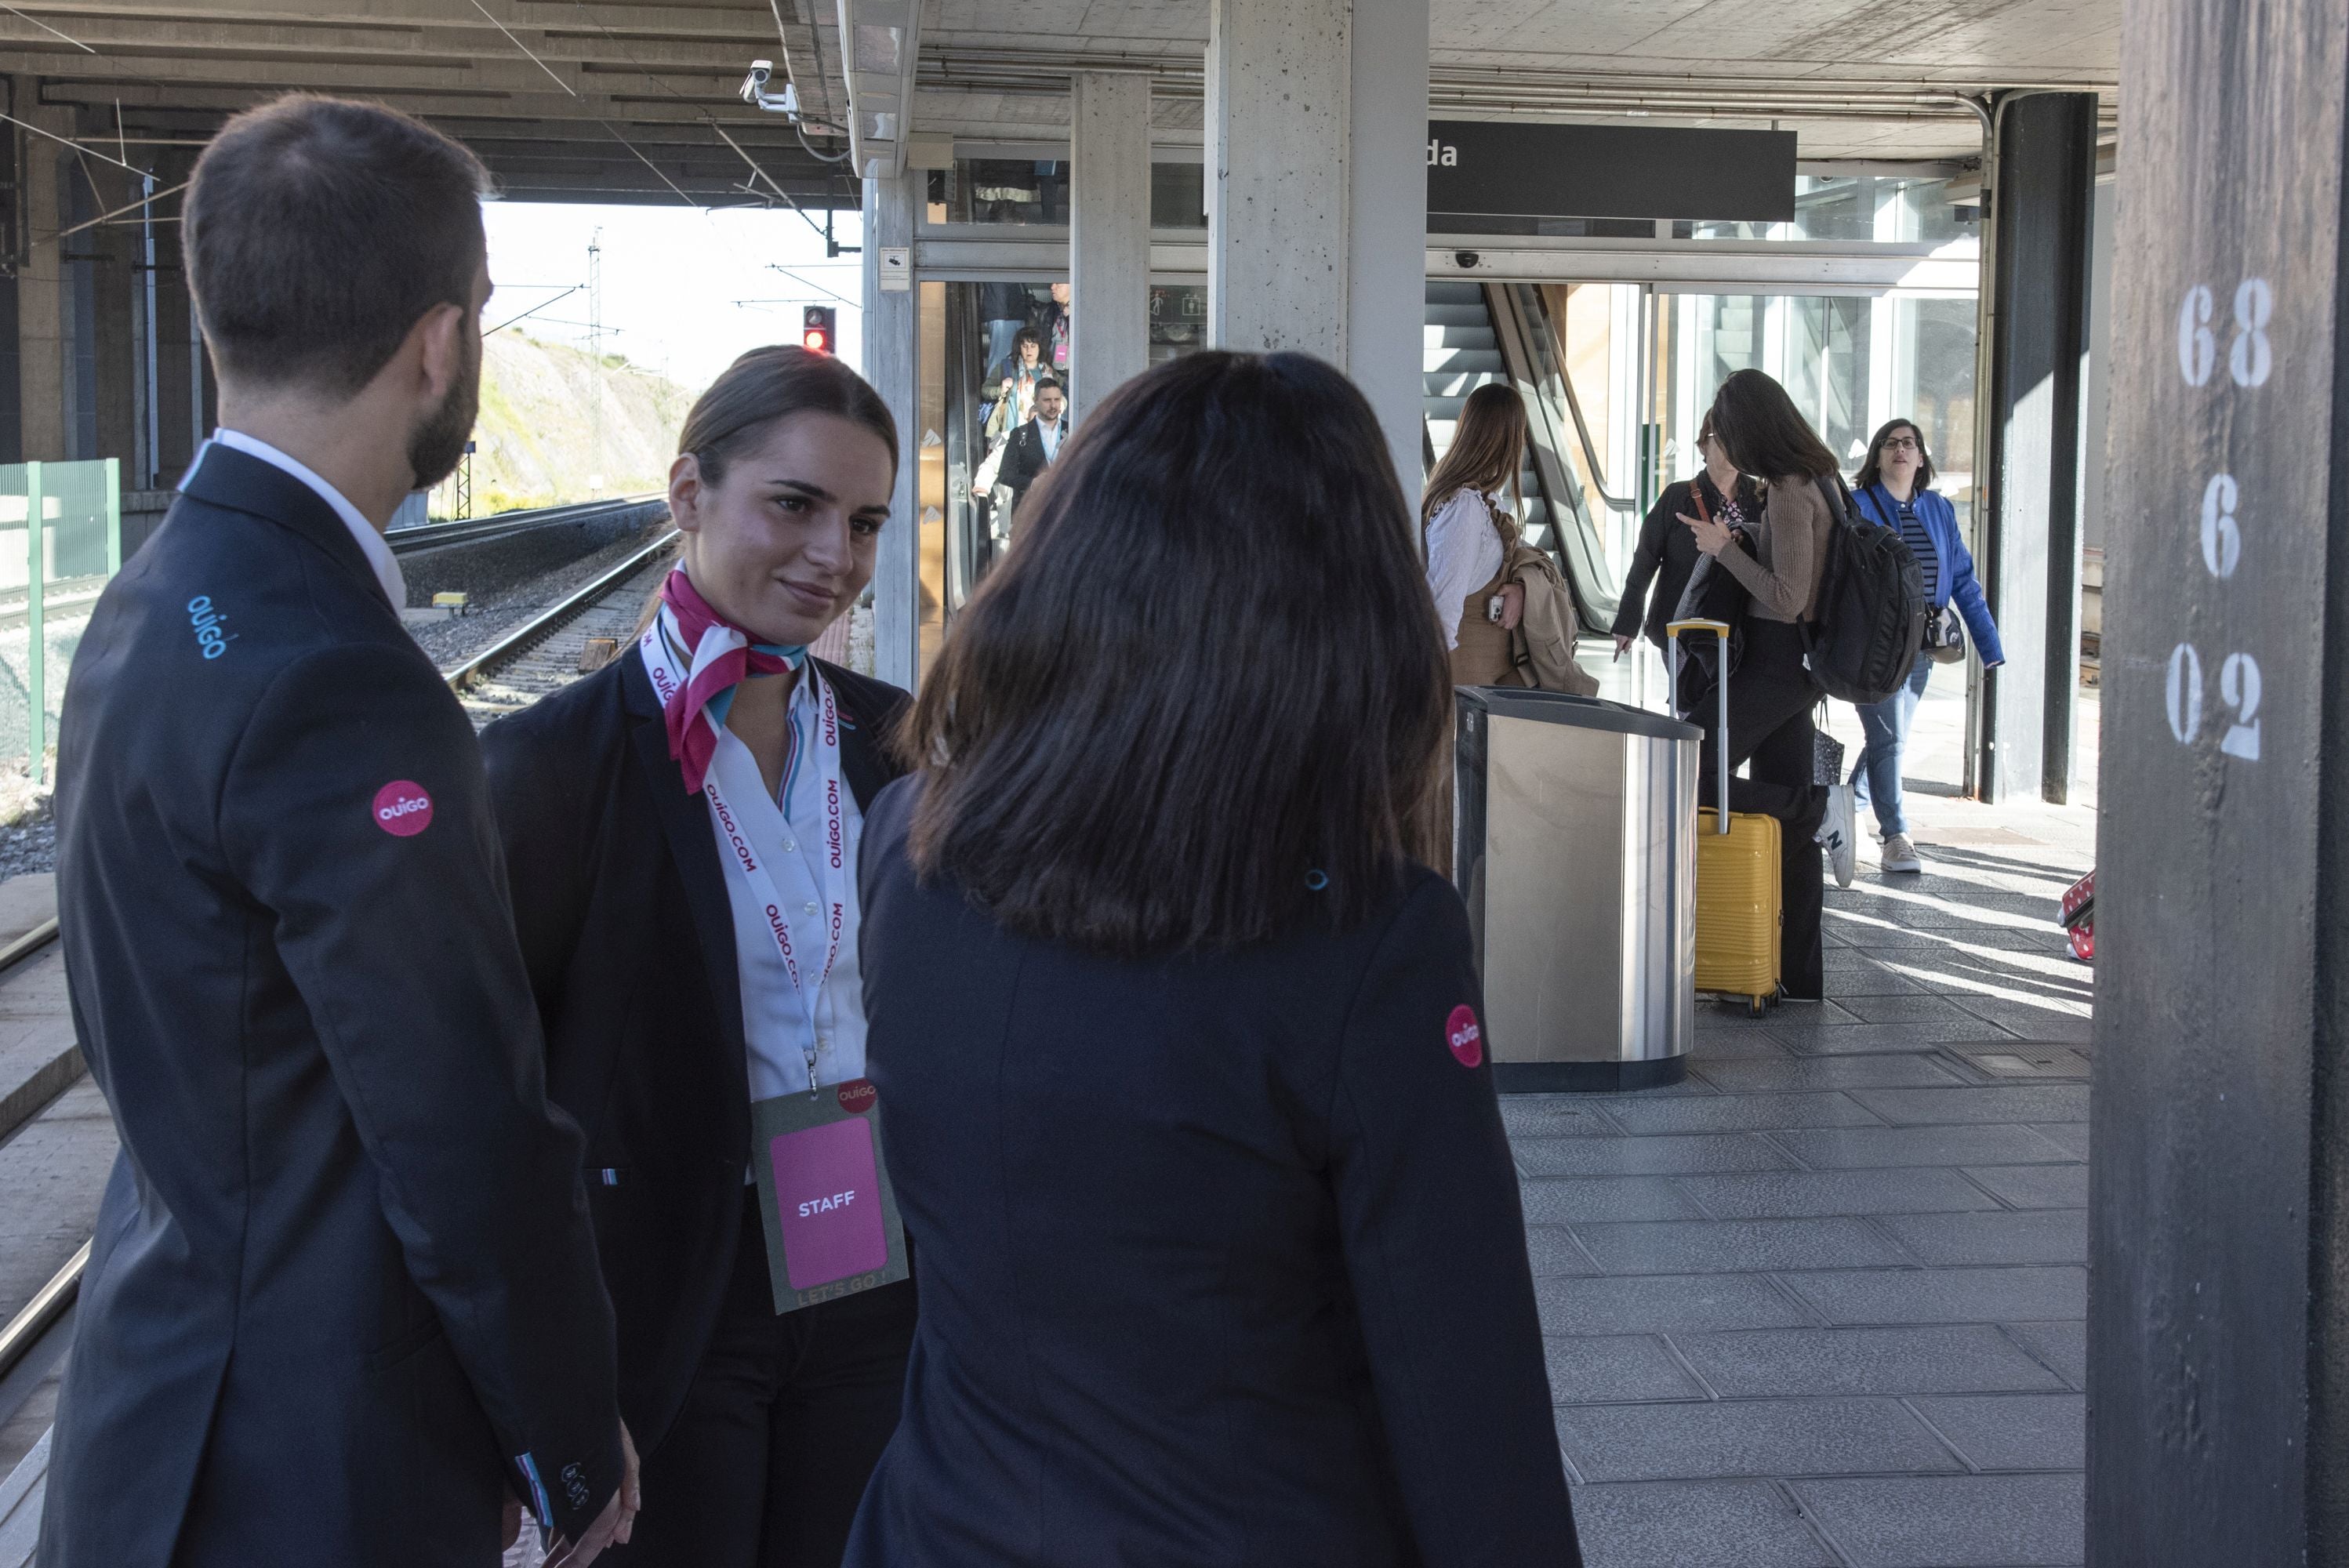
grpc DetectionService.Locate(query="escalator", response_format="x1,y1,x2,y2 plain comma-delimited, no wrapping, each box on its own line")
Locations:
1421,279,1625,630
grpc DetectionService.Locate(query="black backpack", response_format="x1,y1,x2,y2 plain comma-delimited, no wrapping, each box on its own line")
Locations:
1799,476,1926,706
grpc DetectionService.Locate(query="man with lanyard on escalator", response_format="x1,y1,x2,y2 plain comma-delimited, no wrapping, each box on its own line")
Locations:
484,345,914,1568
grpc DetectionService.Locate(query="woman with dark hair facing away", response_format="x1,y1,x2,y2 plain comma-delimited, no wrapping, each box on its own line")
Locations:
1682,368,1852,1000
482,346,915,1567
1422,381,1531,685
844,351,1581,1567
1612,407,1762,659
1848,418,2004,873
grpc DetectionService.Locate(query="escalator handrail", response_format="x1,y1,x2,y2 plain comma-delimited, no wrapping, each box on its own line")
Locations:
1482,283,1621,631
1511,283,1639,517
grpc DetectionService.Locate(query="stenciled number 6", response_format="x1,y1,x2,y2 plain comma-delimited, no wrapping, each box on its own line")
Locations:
2199,474,2241,579
2177,285,2215,386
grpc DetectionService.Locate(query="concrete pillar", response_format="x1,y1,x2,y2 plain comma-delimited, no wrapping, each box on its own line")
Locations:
1205,0,1429,495
1978,91,2097,804
2087,0,2349,1556
862,172,919,691
1068,71,1151,421
15,91,67,463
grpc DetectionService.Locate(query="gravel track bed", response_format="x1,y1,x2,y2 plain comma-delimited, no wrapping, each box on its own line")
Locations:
407,529,669,670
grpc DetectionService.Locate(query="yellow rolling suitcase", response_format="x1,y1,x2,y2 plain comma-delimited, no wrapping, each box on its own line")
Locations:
1668,619,1783,1015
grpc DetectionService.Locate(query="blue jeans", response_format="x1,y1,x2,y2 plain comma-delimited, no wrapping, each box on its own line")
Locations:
1850,661,1933,838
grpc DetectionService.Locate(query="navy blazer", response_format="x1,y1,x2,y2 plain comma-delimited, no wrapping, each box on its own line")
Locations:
845,780,1581,1567
479,646,909,1458
42,445,623,1567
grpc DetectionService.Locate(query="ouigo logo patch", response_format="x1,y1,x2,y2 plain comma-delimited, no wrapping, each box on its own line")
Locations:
1446,1005,1483,1069
372,780,434,837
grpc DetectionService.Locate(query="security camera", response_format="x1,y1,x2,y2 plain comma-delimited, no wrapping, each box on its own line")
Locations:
740,59,801,117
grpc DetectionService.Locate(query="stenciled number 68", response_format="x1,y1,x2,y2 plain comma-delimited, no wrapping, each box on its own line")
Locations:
2177,279,2273,388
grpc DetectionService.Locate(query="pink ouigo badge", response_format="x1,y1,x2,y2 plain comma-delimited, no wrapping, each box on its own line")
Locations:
769,1118,887,1290
372,780,434,837
1446,1004,1483,1069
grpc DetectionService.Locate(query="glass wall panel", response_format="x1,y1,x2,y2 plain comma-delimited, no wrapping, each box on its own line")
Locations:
923,159,1207,229
1652,289,1977,528
1689,176,1977,245
927,160,1070,225
912,278,1208,653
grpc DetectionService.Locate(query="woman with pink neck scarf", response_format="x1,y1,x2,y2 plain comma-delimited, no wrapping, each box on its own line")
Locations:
483,345,911,1568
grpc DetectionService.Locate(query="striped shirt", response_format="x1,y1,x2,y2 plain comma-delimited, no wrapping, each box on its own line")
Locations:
1893,497,1940,604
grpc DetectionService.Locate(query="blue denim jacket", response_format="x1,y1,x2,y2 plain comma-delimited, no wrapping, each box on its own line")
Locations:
1853,484,2006,667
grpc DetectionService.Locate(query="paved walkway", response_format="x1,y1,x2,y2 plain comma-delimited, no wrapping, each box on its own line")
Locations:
1524,785,2095,1568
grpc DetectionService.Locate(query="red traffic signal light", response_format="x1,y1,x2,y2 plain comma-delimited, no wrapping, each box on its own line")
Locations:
802,305,836,356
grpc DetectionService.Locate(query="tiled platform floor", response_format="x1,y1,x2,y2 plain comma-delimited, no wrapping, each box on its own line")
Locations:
1527,792,2095,1568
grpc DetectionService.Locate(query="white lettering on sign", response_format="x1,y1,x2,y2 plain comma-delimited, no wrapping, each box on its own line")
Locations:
2199,474,2241,579
798,1189,857,1218
1425,138,1458,167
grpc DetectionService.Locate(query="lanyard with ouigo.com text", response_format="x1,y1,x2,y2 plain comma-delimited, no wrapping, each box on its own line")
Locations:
639,609,848,1093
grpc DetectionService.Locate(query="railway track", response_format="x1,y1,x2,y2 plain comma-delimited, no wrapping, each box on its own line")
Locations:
0,532,681,1415
445,530,677,719
387,492,664,557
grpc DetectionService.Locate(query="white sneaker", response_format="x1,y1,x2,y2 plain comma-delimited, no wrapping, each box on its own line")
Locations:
1814,784,1857,889
1880,833,1923,873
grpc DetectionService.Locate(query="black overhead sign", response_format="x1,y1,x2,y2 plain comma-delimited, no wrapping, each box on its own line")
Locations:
1425,120,1798,223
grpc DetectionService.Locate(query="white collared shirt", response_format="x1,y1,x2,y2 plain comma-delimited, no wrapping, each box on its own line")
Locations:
1423,487,1506,649
1038,416,1064,463
205,428,407,609
703,666,870,1102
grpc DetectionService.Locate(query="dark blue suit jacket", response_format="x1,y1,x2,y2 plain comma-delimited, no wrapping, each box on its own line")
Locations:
845,780,1581,1567
41,445,623,1566
479,646,909,1457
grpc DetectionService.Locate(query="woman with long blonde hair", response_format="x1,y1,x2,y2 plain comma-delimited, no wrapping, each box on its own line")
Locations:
1421,383,1530,686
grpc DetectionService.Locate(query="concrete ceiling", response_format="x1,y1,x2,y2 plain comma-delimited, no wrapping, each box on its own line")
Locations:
0,0,2121,208
0,2,860,206
907,0,2118,161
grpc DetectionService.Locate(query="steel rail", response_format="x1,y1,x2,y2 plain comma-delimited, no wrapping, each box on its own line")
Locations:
387,493,663,557
0,1240,86,1386
442,531,677,692
0,920,56,977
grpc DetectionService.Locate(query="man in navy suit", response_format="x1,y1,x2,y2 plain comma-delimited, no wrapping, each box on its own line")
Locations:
40,96,636,1567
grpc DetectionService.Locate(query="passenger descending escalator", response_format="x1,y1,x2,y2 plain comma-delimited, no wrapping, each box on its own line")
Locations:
1421,279,1622,633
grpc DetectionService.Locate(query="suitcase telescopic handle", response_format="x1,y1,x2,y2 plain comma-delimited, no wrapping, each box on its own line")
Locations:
1665,619,1733,837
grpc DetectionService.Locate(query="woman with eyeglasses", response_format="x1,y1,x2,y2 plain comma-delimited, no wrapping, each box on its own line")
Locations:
1847,419,2003,874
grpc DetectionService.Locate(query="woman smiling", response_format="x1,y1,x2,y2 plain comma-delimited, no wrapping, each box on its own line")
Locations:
483,346,914,1568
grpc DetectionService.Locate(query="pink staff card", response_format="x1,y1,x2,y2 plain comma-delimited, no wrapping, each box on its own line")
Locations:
750,1079,910,1314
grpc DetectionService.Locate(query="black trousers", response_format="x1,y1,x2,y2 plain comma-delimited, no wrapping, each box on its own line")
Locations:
608,1191,917,1568
1696,619,1827,1000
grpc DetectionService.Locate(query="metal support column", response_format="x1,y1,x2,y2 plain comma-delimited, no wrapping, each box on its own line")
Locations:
864,172,920,691
2088,0,2349,1555
1979,91,2097,803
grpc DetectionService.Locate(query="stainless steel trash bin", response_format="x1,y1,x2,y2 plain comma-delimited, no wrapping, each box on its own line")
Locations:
1452,688,1700,1091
